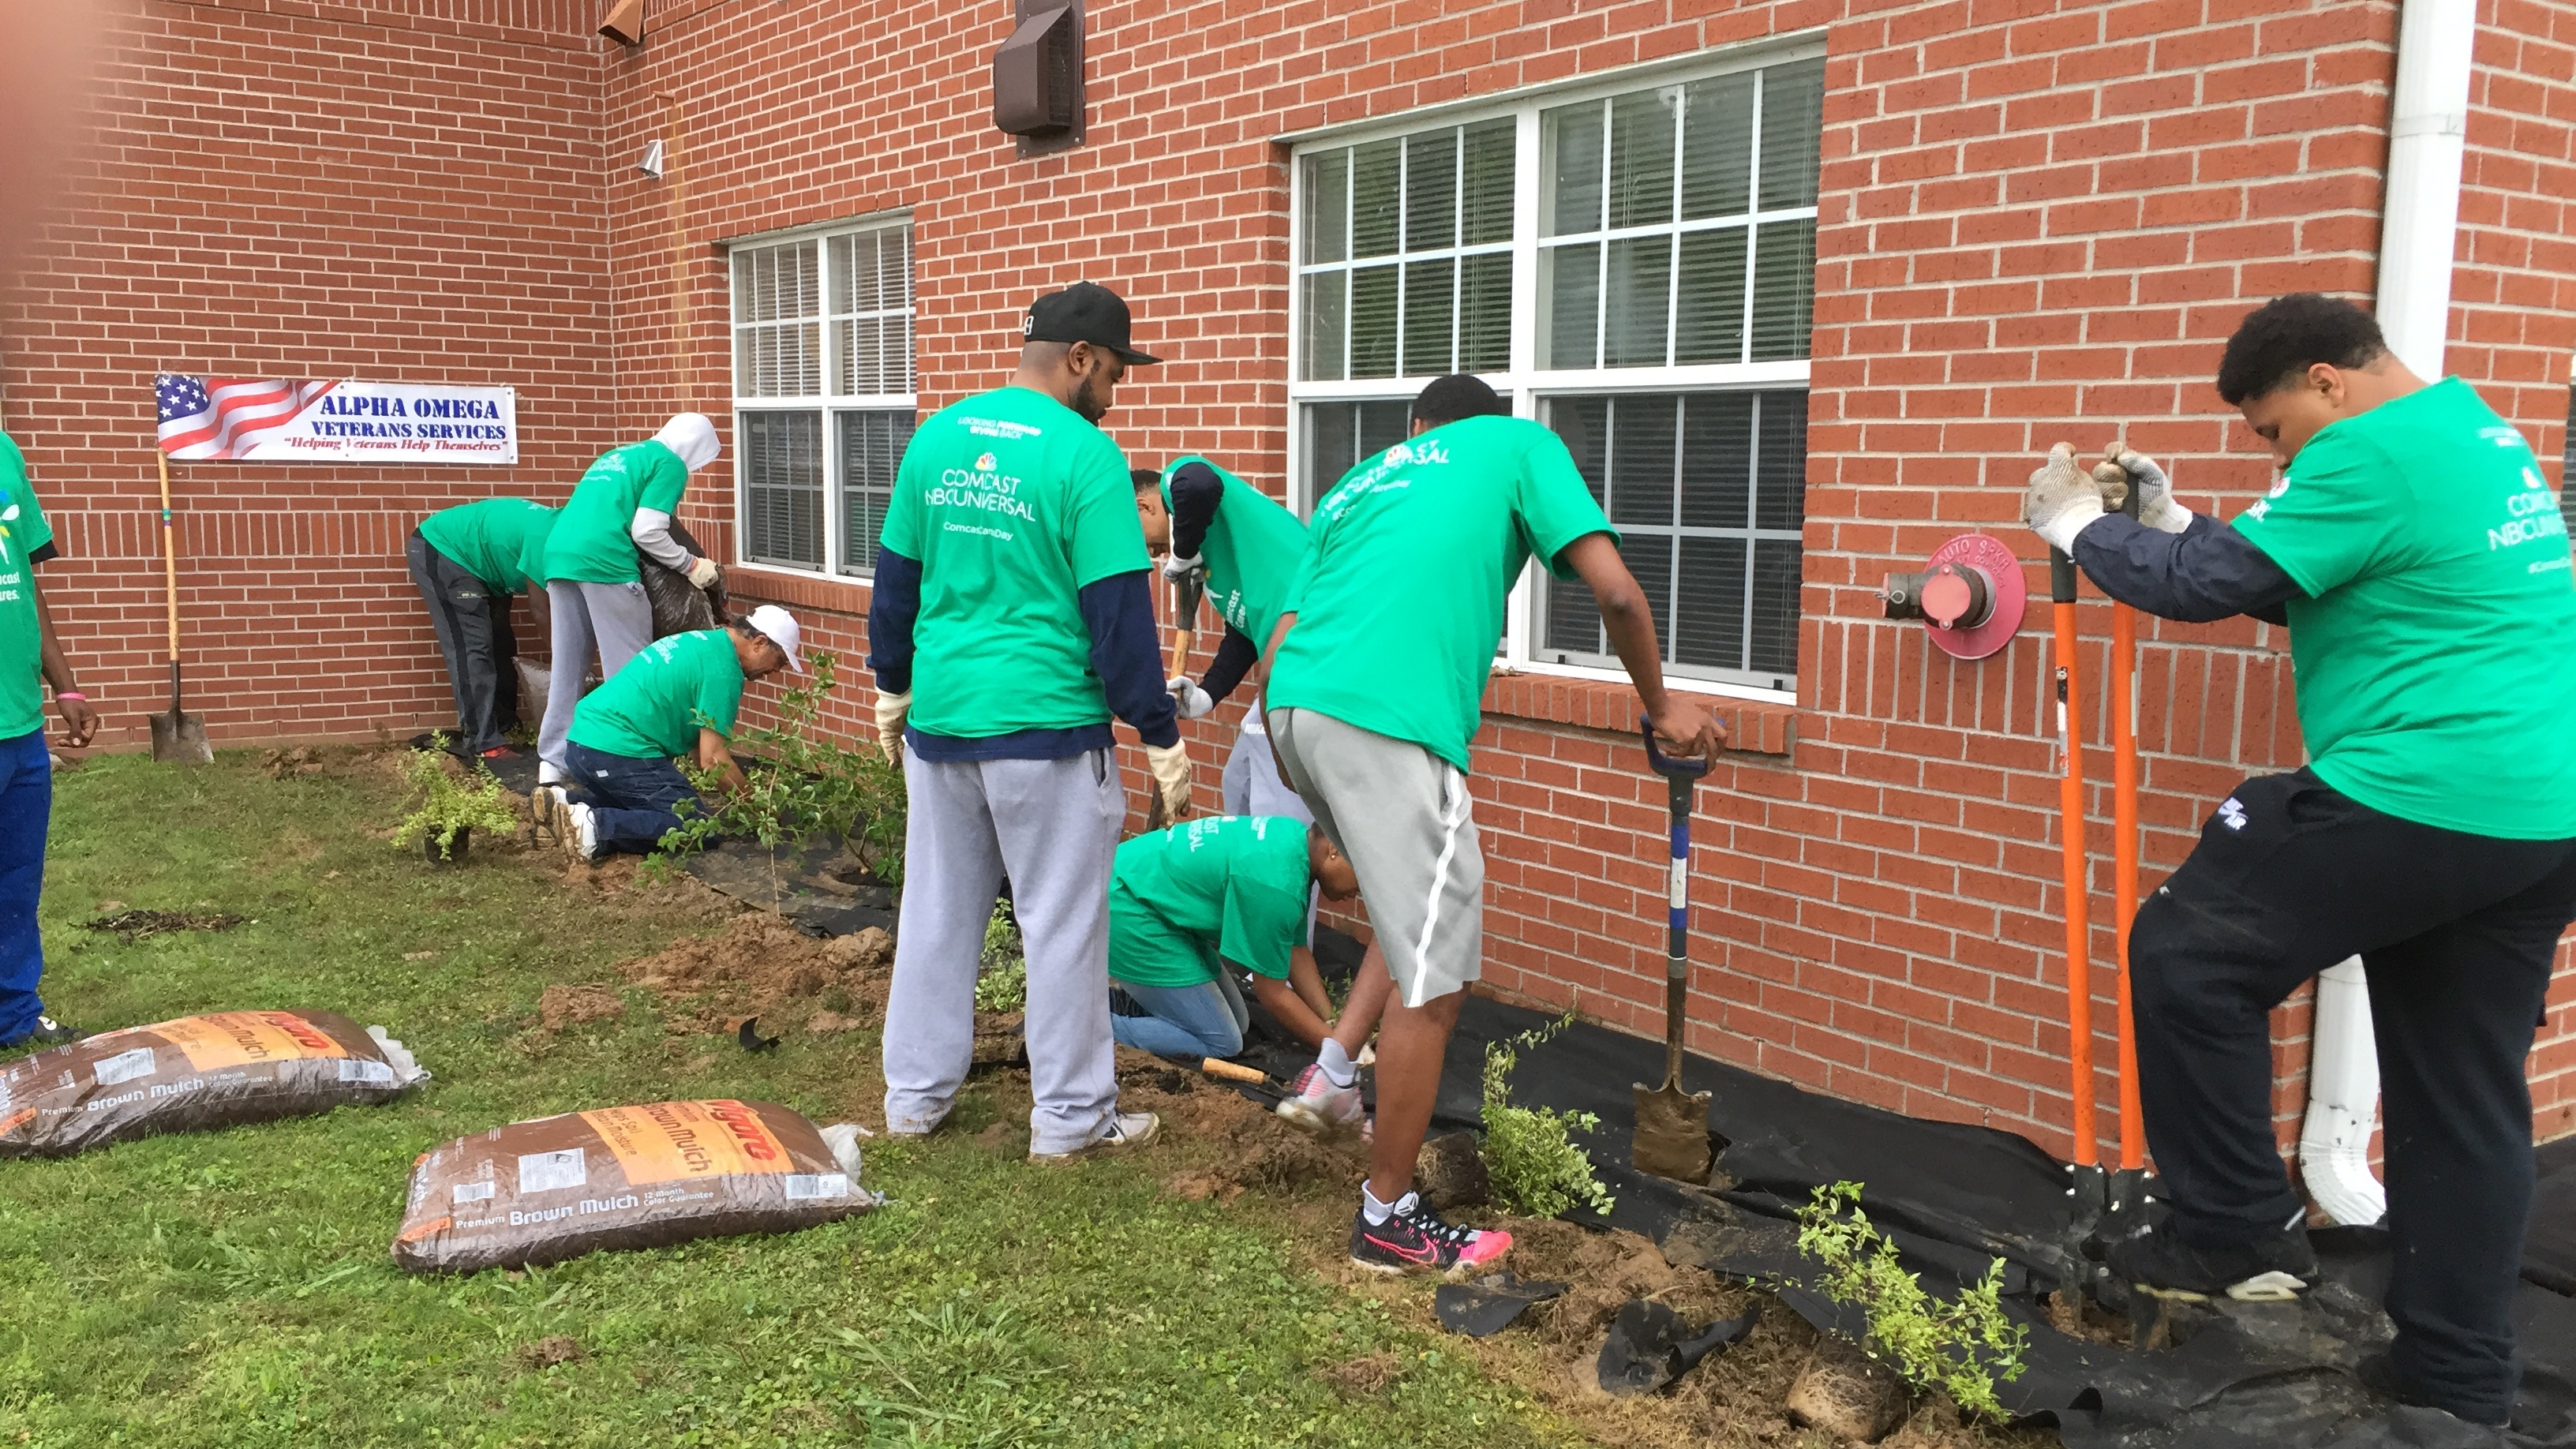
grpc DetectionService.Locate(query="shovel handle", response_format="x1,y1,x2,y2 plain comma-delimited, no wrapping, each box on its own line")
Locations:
1639,718,1699,1034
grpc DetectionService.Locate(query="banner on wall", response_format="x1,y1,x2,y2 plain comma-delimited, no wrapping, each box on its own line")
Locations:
153,375,518,464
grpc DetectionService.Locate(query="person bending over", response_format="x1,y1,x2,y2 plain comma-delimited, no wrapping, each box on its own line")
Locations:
407,496,555,759
1106,815,1357,1061
538,606,802,862
2018,293,2576,1428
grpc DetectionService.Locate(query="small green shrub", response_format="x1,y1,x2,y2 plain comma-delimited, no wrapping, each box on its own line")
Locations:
1480,1012,1613,1219
975,903,1026,1013
392,735,522,862
1793,1181,2028,1421
652,649,907,891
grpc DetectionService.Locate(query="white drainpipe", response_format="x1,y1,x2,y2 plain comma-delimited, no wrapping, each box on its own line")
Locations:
2296,0,2478,1228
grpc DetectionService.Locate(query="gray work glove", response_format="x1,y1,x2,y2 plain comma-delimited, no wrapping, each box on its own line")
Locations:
1159,551,1207,585
2117,450,2192,534
1168,676,1215,721
2021,443,2106,553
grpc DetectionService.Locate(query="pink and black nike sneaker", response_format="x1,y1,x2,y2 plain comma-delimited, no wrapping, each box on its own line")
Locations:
1348,1193,1512,1278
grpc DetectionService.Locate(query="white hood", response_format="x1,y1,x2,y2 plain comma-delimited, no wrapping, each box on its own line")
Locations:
654,413,721,472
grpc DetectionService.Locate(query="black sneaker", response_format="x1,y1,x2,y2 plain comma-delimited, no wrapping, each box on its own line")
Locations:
2106,1219,2316,1303
2355,1351,2509,1428
0,1016,78,1053
1349,1193,1515,1279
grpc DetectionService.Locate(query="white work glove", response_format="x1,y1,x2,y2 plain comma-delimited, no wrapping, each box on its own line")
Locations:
873,690,910,764
2117,450,2192,534
2021,443,2106,554
1168,676,1214,720
1159,551,1206,585
1144,741,1194,822
684,556,721,590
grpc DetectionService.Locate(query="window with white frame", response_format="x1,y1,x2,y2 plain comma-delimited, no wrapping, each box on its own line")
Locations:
1289,50,1822,695
728,217,915,577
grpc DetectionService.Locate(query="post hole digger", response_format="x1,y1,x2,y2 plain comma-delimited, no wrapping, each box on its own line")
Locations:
1631,717,1716,1183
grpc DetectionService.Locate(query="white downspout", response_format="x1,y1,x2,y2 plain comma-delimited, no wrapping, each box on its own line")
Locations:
2297,0,2477,1228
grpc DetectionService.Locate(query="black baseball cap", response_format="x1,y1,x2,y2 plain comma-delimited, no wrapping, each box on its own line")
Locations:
1021,282,1161,365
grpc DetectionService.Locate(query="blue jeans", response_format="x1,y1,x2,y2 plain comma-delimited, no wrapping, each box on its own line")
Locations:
0,728,51,1042
563,740,704,855
1108,973,1251,1060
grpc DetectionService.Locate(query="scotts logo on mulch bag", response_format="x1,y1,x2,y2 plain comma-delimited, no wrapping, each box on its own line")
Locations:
392,1099,876,1274
0,1010,429,1158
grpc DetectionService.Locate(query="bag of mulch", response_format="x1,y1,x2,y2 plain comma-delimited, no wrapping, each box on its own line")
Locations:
392,1099,875,1274
0,1010,429,1158
642,519,727,638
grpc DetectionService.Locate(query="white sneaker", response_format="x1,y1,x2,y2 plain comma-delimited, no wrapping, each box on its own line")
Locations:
1028,1110,1160,1163
530,784,567,841
562,801,602,863
1275,1063,1365,1136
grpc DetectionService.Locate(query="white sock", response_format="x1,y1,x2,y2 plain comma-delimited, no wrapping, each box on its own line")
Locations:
1317,1038,1357,1088
1362,1182,1401,1225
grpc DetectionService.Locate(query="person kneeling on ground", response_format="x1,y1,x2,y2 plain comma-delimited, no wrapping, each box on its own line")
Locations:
535,605,803,862
1107,815,1357,1061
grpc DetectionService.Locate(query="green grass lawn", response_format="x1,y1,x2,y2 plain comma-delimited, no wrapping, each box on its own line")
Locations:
0,749,1578,1448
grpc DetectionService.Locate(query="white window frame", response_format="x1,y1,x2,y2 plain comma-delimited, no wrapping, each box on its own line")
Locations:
724,212,917,582
1285,40,1823,704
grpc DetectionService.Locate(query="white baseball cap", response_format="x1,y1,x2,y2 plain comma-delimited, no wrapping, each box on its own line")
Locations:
743,605,804,672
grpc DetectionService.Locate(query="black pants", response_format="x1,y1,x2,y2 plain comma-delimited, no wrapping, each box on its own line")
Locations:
406,530,518,755
2131,768,2576,1421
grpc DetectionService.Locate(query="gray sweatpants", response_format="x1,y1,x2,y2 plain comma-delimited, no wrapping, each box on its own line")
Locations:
1220,709,1315,824
537,579,652,771
882,747,1126,1153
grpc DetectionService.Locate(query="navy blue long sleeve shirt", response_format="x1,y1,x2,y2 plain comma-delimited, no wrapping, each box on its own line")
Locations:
2071,511,2303,627
866,549,1179,759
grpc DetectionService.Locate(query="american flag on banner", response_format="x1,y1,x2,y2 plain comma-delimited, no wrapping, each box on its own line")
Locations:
155,375,336,459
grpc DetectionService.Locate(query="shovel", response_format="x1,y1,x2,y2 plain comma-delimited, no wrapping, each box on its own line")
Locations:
149,450,212,764
1632,717,1713,1182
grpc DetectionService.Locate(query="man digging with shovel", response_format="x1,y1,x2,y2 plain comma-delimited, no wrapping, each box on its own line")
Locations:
1261,374,1722,1275
2020,293,2576,1427
1,430,97,1051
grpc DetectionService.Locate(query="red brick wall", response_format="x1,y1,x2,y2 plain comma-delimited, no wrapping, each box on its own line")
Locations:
9,0,2574,1171
0,0,616,747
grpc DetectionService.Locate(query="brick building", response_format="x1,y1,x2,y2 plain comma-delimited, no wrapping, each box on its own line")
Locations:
5,0,2574,1179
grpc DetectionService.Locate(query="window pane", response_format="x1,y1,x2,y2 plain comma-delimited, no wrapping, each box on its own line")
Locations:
1541,242,1598,369
1674,227,1749,365
1458,251,1512,374
1301,270,1347,382
1675,537,1748,670
1542,101,1604,237
1406,130,1458,253
1460,118,1516,245
1755,390,1808,531
836,409,913,577
1607,394,1676,530
1606,88,1678,230
1680,73,1755,219
1351,139,1402,258
1402,257,1455,377
1350,264,1399,378
1750,537,1802,675
1541,395,1608,658
1624,528,1675,661
1678,392,1753,529
1304,151,1350,264
1750,219,1815,361
1604,234,1672,369
1758,58,1827,211
1302,400,1412,514
740,410,823,568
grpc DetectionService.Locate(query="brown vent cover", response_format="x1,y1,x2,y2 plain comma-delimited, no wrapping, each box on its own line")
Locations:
994,3,1081,147
599,0,645,47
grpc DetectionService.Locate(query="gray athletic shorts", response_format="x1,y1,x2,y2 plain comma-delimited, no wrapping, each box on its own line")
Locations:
1268,707,1483,1007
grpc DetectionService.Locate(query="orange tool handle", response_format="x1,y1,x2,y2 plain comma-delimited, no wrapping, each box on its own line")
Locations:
2109,597,2144,1172
1200,1058,1266,1084
2050,550,2098,1168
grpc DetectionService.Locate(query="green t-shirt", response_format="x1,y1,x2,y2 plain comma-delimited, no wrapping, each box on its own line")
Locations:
0,435,56,742
1159,455,1309,650
418,498,557,594
567,629,744,760
2233,377,2576,838
1267,415,1614,773
542,440,690,586
879,387,1147,737
1107,815,1315,988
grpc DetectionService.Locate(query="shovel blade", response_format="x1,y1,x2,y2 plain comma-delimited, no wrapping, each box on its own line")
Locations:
1631,1082,1715,1183
150,709,212,765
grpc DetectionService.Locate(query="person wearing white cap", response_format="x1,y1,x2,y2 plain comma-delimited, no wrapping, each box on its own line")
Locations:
535,605,801,863
536,413,724,786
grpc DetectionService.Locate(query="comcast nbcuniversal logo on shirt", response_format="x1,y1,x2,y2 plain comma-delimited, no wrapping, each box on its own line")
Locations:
929,453,1035,522
1322,439,1454,521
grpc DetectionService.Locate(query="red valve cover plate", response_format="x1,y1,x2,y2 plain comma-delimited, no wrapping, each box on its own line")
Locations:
1924,532,2026,660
